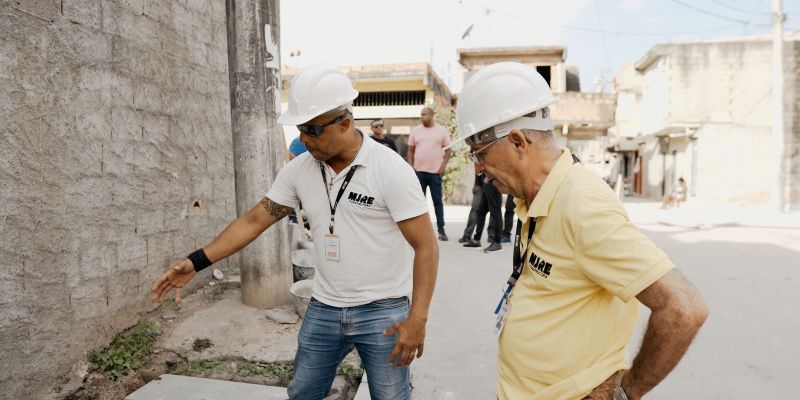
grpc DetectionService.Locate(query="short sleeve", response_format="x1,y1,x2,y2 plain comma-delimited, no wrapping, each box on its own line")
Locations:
441,127,452,147
265,160,300,209
575,190,674,302
383,162,428,222
408,128,417,146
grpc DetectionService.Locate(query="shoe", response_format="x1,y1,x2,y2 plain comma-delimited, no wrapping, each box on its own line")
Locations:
438,232,449,241
458,236,470,244
483,242,502,252
462,239,481,248
501,235,511,244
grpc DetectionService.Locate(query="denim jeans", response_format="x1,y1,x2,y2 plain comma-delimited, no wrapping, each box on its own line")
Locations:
287,297,412,400
416,172,445,233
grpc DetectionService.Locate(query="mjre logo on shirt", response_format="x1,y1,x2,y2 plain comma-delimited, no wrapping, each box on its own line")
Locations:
348,192,375,207
528,251,553,278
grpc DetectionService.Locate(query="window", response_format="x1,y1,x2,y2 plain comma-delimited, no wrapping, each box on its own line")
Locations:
354,91,426,107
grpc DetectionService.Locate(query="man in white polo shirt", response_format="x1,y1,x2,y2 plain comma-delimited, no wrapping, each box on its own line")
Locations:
151,64,438,400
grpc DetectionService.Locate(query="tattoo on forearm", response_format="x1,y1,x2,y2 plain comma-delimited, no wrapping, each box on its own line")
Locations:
261,197,293,220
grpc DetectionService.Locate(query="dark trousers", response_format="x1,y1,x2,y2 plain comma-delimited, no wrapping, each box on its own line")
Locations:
503,195,515,237
463,184,486,241
416,172,445,233
464,182,502,242
482,184,503,243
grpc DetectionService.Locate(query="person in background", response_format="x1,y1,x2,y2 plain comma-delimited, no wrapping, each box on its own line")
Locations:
661,177,688,209
501,195,515,244
407,107,452,241
459,166,487,248
288,135,308,160
370,119,398,153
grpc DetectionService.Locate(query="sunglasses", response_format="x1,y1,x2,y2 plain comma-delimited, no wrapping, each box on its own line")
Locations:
372,124,384,128
297,111,351,137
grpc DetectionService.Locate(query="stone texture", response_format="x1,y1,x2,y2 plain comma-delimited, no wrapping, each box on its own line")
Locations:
265,308,299,325
0,2,234,399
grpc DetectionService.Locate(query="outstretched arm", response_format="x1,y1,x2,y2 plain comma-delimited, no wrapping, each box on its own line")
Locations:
150,197,292,302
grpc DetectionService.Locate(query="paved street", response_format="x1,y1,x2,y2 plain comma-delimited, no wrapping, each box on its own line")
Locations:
412,204,800,399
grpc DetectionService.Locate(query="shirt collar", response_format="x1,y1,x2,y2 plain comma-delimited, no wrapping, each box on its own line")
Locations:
514,148,574,220
322,129,373,172
350,129,373,167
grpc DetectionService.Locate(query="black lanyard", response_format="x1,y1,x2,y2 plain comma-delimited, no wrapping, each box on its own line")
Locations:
320,164,358,234
510,218,536,287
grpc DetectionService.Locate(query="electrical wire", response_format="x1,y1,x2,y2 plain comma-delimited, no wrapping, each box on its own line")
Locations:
666,0,771,27
459,1,753,37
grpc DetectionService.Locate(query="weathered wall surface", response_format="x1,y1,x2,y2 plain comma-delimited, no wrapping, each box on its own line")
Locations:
638,40,799,205
0,1,236,398
789,41,800,210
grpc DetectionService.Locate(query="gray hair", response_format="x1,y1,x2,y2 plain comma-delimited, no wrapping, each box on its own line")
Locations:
520,129,557,147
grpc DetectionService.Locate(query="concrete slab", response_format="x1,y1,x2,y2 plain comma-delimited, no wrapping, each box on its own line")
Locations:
126,374,288,400
160,296,299,363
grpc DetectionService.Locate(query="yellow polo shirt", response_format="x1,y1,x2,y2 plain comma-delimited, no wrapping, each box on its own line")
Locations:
497,149,674,400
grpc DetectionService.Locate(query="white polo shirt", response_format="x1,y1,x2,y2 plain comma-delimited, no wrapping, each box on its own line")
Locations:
266,130,429,307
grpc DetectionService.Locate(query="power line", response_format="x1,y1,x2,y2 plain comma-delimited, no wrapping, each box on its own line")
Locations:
707,0,771,14
666,0,771,27
459,1,745,37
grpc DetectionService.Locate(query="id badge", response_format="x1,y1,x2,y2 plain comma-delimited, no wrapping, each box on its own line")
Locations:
324,234,340,261
494,292,511,336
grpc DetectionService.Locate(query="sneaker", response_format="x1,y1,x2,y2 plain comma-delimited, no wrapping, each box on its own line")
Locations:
458,236,470,244
483,242,502,252
501,235,511,244
438,232,449,241
462,239,481,248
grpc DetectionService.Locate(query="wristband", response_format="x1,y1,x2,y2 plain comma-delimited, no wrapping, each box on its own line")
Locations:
187,248,212,272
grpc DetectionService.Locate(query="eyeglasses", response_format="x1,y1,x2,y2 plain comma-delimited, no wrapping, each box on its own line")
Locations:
372,124,384,128
297,111,351,137
468,137,504,163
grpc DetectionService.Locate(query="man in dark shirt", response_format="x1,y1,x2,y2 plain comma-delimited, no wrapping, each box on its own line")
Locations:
370,119,398,153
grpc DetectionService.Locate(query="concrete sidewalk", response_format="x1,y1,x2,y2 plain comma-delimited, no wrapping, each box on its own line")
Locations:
411,211,508,400
621,199,800,229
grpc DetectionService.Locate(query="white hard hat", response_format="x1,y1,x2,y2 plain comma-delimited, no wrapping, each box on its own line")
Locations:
278,63,359,125
449,62,557,149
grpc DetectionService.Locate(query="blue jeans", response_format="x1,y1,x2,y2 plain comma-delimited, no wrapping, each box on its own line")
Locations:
416,172,445,233
287,297,412,400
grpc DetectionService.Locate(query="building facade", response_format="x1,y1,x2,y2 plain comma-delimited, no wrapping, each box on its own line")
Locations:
613,36,800,207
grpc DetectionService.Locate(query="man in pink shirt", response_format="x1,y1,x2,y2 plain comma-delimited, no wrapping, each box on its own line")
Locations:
407,107,452,241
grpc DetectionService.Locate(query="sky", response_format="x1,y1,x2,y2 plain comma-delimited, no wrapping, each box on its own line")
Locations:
280,0,800,93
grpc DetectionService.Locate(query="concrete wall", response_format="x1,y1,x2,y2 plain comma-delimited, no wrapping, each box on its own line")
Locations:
0,2,235,399
789,41,800,209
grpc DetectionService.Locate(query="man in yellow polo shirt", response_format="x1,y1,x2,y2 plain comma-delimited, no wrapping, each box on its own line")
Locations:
449,62,709,400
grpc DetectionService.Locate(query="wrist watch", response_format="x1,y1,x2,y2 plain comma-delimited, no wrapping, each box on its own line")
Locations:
613,373,629,400
613,386,629,400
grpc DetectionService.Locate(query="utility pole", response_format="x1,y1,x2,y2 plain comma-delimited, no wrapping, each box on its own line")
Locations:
772,0,788,212
226,0,293,308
